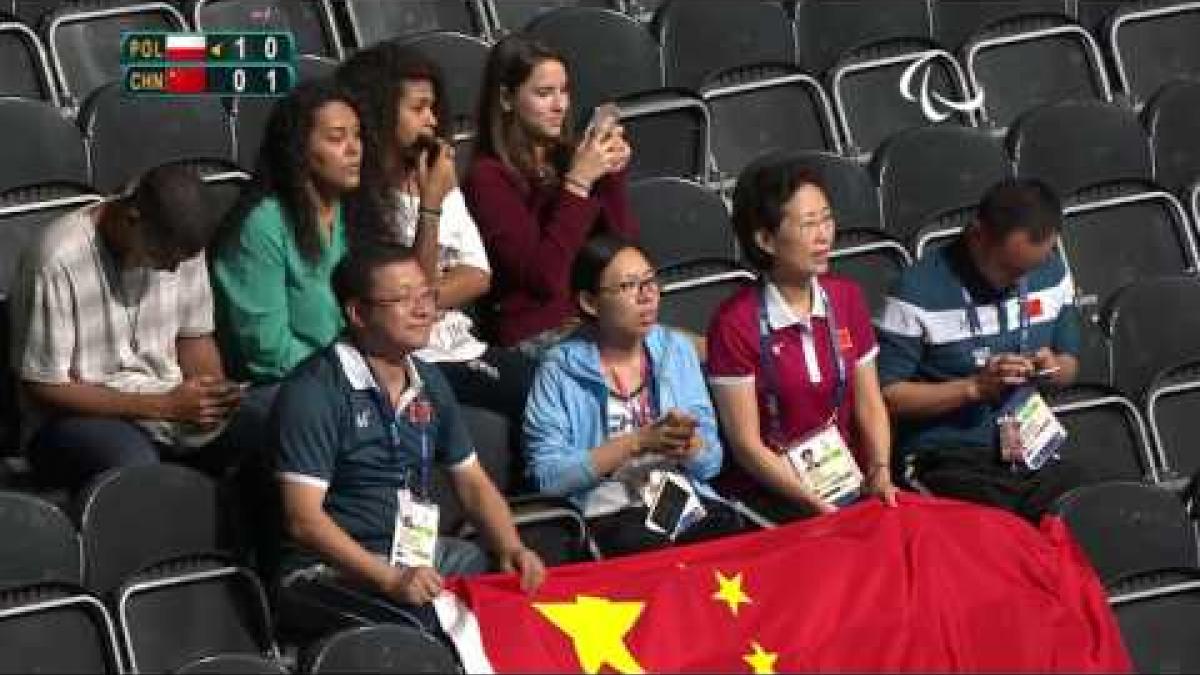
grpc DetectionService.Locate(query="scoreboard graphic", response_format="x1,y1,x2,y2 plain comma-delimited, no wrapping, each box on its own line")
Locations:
121,32,296,97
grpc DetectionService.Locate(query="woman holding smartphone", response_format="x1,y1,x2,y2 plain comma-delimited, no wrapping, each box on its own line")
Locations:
707,156,897,522
524,233,744,557
337,43,533,422
465,35,638,354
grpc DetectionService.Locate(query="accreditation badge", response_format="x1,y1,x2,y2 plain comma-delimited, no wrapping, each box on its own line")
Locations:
390,488,440,568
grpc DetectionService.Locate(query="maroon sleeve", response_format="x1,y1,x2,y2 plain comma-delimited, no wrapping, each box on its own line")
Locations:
705,293,759,380
463,158,602,299
593,169,639,240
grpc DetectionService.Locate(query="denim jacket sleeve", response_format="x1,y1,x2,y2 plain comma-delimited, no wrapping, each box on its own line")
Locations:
522,358,599,497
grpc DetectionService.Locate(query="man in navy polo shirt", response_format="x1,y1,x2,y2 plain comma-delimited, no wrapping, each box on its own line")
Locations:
272,244,544,639
877,179,1087,521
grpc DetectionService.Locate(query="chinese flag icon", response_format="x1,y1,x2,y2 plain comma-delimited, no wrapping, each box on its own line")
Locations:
165,67,206,94
1026,297,1043,319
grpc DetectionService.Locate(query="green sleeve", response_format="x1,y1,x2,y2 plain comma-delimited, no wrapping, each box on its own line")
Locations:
213,201,308,381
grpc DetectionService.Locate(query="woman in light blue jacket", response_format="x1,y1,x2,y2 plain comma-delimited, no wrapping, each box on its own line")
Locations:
523,233,746,557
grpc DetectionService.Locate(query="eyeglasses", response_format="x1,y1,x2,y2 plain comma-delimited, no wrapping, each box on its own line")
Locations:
364,287,438,310
790,211,836,230
596,274,661,296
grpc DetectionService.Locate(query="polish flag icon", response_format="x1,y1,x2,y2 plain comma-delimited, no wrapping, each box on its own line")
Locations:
165,34,206,61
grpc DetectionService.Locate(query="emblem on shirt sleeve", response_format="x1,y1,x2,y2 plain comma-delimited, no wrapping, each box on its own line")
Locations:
837,328,854,353
356,409,371,429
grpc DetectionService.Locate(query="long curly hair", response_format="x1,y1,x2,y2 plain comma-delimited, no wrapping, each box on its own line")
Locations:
223,79,379,262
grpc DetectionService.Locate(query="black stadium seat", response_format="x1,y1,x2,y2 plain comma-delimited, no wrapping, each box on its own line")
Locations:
1107,276,1200,401
793,0,932,75
658,260,755,336
0,490,82,588
962,15,1113,131
340,0,488,49
484,0,621,35
830,228,912,318
175,653,289,674
655,0,796,91
1145,360,1200,480
527,7,662,132
304,624,460,674
0,184,104,295
828,38,976,160
1108,1,1200,109
1142,80,1200,197
0,15,57,103
191,0,344,59
872,125,1010,246
932,0,1071,49
1051,482,1196,585
618,89,711,183
1009,101,1153,198
41,1,188,110
0,97,89,193
702,64,840,184
392,31,489,136
630,177,736,269
1109,569,1200,673
79,82,234,192
1046,384,1160,484
783,150,882,232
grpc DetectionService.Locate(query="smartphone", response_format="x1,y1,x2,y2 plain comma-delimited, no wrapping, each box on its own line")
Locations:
647,475,691,534
412,135,442,168
1033,366,1062,379
586,102,620,139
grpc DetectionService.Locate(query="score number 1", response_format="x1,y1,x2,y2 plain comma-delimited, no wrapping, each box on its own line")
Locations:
215,65,293,96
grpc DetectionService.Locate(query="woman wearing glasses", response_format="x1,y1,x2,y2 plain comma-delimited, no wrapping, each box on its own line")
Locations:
706,156,897,522
524,233,744,557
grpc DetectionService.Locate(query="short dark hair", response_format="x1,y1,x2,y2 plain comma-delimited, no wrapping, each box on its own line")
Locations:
126,163,217,259
331,243,418,309
570,232,649,295
731,155,828,272
975,178,1062,242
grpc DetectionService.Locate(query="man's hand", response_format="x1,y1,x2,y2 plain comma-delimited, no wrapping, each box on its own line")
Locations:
498,546,546,594
969,353,1033,403
162,376,242,427
383,565,444,606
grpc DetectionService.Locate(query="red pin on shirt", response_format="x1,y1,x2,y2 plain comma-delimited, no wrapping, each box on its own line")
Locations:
408,396,434,427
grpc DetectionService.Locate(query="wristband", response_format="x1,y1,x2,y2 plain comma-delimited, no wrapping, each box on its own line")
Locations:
418,206,442,219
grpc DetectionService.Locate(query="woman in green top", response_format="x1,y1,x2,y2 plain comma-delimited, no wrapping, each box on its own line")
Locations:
213,80,376,383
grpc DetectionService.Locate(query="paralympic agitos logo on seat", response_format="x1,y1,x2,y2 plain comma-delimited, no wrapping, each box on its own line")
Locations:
898,53,984,123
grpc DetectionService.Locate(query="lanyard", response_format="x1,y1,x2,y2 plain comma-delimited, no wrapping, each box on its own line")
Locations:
961,278,1030,357
366,363,433,500
606,343,659,430
757,283,846,444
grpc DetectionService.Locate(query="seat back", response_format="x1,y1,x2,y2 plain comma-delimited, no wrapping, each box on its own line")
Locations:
0,490,82,588
78,464,231,597
393,31,489,135
0,18,57,103
1109,2,1200,108
486,0,620,35
1009,101,1152,198
631,177,735,269
1146,361,1200,480
1047,384,1159,483
1062,184,1198,331
618,89,710,182
0,184,103,296
1107,275,1200,400
528,7,662,132
1110,570,1200,673
305,624,461,674
176,653,288,674
656,0,795,91
1053,482,1197,585
702,65,840,183
0,584,123,673
342,0,486,48
829,38,975,159
0,97,88,193
43,1,187,109
782,150,882,232
963,16,1112,131
793,0,932,74
933,0,1070,49
193,0,343,59
830,229,912,319
658,262,754,336
872,125,1009,245
1143,80,1200,195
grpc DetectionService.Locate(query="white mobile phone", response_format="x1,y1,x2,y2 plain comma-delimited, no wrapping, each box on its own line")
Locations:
1034,366,1062,378
586,102,620,138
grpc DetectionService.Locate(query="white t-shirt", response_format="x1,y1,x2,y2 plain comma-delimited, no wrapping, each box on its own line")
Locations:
391,189,490,363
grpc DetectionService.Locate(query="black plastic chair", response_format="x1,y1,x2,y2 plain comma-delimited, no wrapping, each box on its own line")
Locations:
1107,275,1200,401
1008,101,1153,198
0,490,82,588
0,183,103,295
630,177,736,269
0,15,57,103
830,228,912,320
1108,1,1200,109
341,0,488,48
175,653,288,674
1146,360,1200,481
1109,569,1200,674
658,261,755,336
1047,384,1161,484
933,0,1071,50
618,89,710,183
484,0,620,35
655,0,796,92
0,97,89,193
192,0,343,58
527,7,662,132
304,623,462,674
0,581,124,673
1143,80,1200,196
793,0,932,74
962,15,1112,132
79,81,235,192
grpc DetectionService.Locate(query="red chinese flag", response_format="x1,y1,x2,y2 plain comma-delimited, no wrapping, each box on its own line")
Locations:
437,495,1131,673
165,67,206,94
1028,297,1044,319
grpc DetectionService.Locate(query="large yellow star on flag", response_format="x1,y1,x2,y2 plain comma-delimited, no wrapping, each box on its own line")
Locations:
713,570,753,616
743,641,779,674
534,595,647,674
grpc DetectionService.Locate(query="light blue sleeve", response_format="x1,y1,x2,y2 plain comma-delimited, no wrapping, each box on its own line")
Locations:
666,331,724,483
522,358,599,497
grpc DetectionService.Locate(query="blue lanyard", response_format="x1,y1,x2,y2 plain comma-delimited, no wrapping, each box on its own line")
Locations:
366,364,433,500
961,278,1030,356
757,284,846,445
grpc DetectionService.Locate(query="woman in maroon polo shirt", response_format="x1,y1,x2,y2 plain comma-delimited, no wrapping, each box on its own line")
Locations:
463,35,638,352
706,156,897,522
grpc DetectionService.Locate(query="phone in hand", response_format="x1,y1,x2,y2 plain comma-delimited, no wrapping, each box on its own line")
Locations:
585,102,620,140
1033,365,1062,379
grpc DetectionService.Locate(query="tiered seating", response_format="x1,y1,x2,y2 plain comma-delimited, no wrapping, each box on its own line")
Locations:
191,0,344,59
619,89,710,182
484,0,622,36
793,0,932,74
1047,384,1160,483
339,0,488,49
303,624,459,673
655,0,795,91
932,0,1072,50
0,97,88,192
630,177,737,269
1146,360,1200,480
1107,1,1200,109
0,14,57,102
1109,569,1200,672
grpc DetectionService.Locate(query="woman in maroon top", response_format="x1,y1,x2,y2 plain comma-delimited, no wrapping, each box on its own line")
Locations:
464,35,638,351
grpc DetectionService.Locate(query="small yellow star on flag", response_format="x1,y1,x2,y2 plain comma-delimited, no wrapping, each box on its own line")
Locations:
743,641,779,674
534,595,647,674
712,570,753,616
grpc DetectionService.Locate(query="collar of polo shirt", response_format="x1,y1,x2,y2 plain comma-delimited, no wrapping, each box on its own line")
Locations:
334,340,425,412
763,278,828,331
